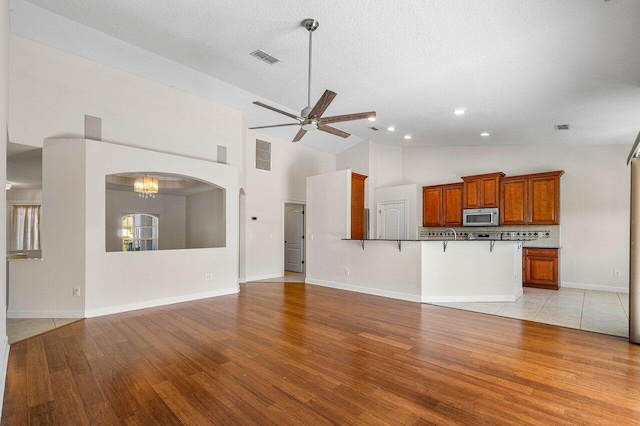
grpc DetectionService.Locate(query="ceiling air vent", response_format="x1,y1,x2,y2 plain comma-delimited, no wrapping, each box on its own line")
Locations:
369,127,380,131
250,49,279,65
554,124,570,130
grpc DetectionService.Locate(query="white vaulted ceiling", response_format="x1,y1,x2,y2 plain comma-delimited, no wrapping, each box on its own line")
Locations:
11,0,640,153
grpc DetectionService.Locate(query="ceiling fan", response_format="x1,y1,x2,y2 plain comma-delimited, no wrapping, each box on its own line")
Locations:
249,19,376,142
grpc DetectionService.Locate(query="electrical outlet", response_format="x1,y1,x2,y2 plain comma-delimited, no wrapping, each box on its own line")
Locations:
205,273,213,281
73,287,80,297
344,268,350,275
614,270,621,277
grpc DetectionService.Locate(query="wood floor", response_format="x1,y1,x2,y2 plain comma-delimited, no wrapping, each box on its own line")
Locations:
3,283,640,425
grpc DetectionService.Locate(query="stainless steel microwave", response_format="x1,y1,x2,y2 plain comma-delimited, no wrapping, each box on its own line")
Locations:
463,208,500,226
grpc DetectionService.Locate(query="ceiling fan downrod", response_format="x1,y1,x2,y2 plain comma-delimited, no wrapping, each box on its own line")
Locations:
302,19,319,114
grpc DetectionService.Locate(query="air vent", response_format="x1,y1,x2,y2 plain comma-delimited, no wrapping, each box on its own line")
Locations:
256,139,271,171
217,145,227,164
250,49,279,64
554,124,570,130
369,127,380,131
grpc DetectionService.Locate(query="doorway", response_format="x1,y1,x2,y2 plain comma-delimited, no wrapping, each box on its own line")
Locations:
377,200,408,240
284,202,305,274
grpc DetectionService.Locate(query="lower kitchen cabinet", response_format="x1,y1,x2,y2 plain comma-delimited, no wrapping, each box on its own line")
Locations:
523,248,559,290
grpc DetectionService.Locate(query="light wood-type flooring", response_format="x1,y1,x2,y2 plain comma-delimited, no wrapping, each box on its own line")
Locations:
3,282,640,425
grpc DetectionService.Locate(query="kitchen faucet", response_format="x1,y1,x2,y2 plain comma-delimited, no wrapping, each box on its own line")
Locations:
443,228,457,240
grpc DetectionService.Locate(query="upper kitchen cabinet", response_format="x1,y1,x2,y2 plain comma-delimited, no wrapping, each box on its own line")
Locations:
422,183,463,227
500,171,564,225
351,172,367,239
461,172,505,209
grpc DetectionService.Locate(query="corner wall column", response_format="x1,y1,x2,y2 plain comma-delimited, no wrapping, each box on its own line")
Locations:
630,158,640,344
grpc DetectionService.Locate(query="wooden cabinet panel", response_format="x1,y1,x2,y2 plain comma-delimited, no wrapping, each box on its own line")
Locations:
528,173,561,225
523,248,558,289
500,177,528,225
442,184,463,226
351,173,367,239
501,171,563,225
422,186,443,227
423,183,463,227
462,172,504,209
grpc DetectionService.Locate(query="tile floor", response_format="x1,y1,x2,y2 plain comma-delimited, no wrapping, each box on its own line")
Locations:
431,287,629,337
255,271,306,283
7,318,82,344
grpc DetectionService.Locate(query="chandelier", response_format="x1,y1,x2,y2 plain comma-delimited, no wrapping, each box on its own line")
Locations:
133,175,159,199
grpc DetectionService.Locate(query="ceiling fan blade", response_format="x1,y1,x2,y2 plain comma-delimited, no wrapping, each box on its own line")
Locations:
308,90,337,118
253,102,302,120
249,123,300,130
318,124,350,139
292,128,307,142
321,111,376,125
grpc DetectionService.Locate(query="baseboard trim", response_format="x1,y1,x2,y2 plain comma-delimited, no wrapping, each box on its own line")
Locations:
246,273,282,282
422,290,523,304
0,336,9,420
84,287,239,318
305,278,421,303
7,310,85,319
562,281,629,293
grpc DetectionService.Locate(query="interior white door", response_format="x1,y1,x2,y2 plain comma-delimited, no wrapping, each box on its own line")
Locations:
285,204,304,273
378,202,407,240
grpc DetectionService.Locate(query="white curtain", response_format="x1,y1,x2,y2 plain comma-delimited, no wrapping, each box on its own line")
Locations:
11,204,41,251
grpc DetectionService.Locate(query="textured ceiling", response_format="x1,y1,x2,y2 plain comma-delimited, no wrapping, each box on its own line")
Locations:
15,0,640,151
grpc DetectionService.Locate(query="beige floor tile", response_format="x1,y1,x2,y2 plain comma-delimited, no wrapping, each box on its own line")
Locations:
462,302,506,315
534,310,583,329
53,318,81,327
7,318,56,344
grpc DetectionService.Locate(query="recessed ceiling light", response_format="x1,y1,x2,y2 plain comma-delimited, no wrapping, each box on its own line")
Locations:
368,116,376,122
480,132,490,136
404,135,412,140
387,126,395,131
454,109,465,115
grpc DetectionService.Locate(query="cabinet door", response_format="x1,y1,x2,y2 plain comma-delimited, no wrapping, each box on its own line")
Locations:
524,249,558,289
442,184,463,226
422,186,443,227
462,179,481,209
528,174,560,225
481,176,500,208
500,178,527,225
351,173,367,239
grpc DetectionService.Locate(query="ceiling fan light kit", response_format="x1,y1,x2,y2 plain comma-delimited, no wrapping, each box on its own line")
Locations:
249,19,376,142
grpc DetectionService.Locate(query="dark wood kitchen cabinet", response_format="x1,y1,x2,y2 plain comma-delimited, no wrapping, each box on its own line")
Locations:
500,171,563,225
461,172,505,209
422,183,463,227
523,248,559,289
351,172,367,239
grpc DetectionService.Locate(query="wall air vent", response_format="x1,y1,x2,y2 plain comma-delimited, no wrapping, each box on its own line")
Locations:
369,127,380,131
554,124,570,130
250,49,279,64
255,139,271,171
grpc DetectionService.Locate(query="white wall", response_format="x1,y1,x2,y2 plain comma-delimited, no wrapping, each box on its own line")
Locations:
403,144,631,292
186,189,225,248
85,140,239,317
244,130,335,281
105,190,187,252
0,0,9,407
9,36,243,166
8,141,86,317
306,170,422,301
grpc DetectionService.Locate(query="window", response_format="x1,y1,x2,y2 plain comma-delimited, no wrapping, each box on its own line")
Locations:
10,204,42,251
122,213,158,251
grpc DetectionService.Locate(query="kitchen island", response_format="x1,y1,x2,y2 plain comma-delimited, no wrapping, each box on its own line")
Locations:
421,240,523,303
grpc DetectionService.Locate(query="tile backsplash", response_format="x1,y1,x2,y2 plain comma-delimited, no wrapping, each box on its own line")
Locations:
418,225,561,248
